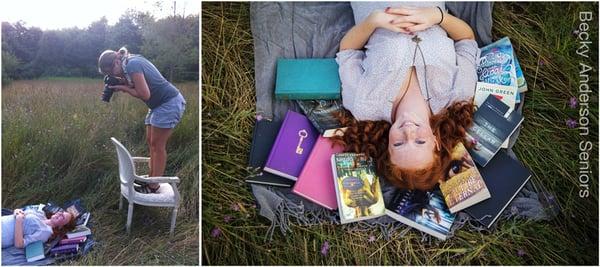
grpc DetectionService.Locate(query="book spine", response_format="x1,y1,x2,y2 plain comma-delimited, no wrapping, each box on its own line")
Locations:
276,92,340,100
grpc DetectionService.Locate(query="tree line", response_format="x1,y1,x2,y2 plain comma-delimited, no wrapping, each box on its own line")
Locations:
1,10,199,85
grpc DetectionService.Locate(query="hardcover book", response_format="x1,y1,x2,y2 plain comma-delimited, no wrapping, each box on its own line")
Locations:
245,119,295,187
76,212,90,227
466,95,524,167
385,188,456,240
439,142,490,213
25,240,45,262
50,243,79,255
474,82,518,113
292,136,345,210
464,150,532,228
331,153,386,224
264,110,318,181
58,236,87,245
66,225,91,239
296,100,347,137
275,58,341,100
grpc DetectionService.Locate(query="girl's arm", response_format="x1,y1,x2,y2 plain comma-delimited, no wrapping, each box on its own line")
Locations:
340,10,416,51
386,7,475,41
110,73,151,101
14,213,25,248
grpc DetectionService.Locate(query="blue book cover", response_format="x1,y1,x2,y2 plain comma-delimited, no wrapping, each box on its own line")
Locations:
385,188,456,240
25,240,45,262
275,58,341,100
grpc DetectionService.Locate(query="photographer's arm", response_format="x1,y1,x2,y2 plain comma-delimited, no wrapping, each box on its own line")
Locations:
110,73,151,101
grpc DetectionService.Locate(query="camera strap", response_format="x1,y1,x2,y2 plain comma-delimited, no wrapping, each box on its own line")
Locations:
121,56,132,85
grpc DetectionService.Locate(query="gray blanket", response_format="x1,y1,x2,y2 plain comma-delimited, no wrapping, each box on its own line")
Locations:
249,1,556,240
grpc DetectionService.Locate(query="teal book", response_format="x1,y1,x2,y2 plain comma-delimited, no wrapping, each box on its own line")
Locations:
25,240,45,262
275,58,341,100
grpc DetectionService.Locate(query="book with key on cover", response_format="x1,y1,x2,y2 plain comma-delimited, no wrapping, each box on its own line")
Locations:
292,136,345,210
263,110,318,181
245,119,295,187
275,58,341,100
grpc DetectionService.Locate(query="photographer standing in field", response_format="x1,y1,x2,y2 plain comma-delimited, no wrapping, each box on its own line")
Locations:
98,47,186,194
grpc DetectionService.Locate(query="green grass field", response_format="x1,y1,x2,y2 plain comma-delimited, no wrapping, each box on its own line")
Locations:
202,2,598,265
2,78,199,265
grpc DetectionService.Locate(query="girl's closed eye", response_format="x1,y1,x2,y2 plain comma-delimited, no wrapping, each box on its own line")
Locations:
416,140,426,144
393,142,404,147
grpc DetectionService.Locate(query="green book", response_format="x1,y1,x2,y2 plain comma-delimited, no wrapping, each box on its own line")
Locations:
25,240,45,262
275,58,341,100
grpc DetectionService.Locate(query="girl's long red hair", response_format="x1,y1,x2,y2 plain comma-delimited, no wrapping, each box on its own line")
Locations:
332,101,475,191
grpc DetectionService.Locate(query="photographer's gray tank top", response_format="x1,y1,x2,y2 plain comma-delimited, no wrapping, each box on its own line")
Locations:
123,55,180,109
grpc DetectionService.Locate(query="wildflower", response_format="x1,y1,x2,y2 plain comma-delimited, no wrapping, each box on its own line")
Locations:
566,118,577,128
223,215,233,223
256,114,263,121
572,29,580,37
568,97,578,109
538,59,545,66
368,235,376,243
230,203,240,211
517,248,526,257
320,241,330,256
210,227,222,238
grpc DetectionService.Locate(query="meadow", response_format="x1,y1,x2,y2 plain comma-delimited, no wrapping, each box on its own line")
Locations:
202,2,598,265
2,78,199,265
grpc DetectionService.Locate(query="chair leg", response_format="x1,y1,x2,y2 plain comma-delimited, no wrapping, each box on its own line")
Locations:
119,195,123,211
170,206,178,237
126,203,134,234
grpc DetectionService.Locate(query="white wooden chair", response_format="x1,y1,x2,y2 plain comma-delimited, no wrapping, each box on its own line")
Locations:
110,137,180,236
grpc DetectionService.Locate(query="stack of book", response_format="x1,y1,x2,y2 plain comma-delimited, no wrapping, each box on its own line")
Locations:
245,56,533,240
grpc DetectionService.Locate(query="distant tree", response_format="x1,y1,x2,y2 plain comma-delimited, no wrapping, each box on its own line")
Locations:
110,13,143,53
1,48,20,85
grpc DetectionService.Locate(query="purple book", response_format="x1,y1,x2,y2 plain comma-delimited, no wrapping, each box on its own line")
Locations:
263,110,318,181
50,243,78,254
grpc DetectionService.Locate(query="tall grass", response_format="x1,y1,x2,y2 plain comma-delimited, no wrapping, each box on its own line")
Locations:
2,78,199,265
202,2,598,265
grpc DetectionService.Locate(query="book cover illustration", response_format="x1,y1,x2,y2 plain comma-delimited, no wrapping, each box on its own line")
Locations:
331,153,385,224
264,110,318,181
386,188,456,240
296,99,346,137
439,142,490,213
477,37,521,104
466,95,524,167
275,58,341,100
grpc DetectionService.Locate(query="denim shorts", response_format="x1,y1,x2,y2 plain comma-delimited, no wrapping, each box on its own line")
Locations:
144,93,186,129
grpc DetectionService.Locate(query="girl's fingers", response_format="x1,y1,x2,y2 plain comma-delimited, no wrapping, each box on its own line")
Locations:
391,22,416,28
406,24,429,32
385,7,415,16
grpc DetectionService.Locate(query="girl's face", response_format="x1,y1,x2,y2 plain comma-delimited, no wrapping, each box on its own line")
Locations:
50,211,73,227
388,110,437,169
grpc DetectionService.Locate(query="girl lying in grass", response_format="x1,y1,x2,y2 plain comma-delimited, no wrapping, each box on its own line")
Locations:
1,209,76,248
332,2,478,191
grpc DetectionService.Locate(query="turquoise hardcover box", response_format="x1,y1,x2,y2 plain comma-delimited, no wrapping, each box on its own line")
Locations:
275,58,341,100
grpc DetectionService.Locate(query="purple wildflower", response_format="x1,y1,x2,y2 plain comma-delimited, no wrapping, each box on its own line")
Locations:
368,235,376,243
566,118,577,128
231,203,240,211
256,114,264,121
211,227,222,238
320,241,330,256
538,59,545,66
569,97,578,109
517,248,526,257
572,29,580,37
223,215,233,223
470,137,478,146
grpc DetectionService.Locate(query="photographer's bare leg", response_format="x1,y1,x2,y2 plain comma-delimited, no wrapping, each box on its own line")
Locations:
146,125,153,175
149,126,173,190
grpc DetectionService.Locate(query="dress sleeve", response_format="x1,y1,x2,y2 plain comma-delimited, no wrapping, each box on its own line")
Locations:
335,49,365,110
22,217,52,247
453,39,480,101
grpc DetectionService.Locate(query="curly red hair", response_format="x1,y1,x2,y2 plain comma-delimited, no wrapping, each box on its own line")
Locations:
332,101,475,191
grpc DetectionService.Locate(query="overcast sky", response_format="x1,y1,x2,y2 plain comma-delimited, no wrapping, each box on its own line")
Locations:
0,0,200,30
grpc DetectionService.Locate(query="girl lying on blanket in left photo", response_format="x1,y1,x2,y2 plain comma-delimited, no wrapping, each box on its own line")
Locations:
1,209,76,248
